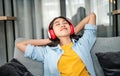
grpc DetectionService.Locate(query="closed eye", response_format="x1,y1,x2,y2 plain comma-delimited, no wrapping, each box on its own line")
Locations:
55,23,60,26
63,20,69,24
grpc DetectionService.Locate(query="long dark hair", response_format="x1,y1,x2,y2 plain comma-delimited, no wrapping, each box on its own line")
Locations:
47,16,81,47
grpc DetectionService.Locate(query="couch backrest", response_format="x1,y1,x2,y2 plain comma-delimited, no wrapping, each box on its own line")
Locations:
14,38,44,76
91,37,120,76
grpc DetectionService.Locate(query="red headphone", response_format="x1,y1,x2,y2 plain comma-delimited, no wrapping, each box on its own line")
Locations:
48,18,74,40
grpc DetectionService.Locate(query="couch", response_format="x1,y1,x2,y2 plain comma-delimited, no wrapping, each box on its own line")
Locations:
14,37,120,76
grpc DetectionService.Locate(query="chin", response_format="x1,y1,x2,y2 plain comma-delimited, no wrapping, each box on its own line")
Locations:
58,34,70,37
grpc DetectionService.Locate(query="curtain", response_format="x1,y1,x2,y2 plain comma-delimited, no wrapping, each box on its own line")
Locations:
1,0,15,62
0,0,60,62
13,0,60,39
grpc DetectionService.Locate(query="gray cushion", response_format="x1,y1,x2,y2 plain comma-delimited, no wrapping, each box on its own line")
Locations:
13,38,44,76
91,37,120,76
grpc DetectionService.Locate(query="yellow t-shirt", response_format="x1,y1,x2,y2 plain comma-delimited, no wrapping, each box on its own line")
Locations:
58,42,90,76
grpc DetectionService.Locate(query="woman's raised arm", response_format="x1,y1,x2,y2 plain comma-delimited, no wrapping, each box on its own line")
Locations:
16,39,51,52
74,12,96,34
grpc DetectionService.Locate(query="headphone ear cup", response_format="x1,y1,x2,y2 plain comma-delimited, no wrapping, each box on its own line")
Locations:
70,25,74,35
48,29,56,40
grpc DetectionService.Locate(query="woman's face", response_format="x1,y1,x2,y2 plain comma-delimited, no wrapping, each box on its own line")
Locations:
52,18,71,38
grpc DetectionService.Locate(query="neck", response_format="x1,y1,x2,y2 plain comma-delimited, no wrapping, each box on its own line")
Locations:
59,36,72,46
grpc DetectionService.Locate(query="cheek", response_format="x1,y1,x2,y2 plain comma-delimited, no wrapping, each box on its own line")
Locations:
54,30,60,36
68,27,71,33
53,27,60,36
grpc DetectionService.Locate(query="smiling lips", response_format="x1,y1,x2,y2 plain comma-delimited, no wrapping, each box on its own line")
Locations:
60,27,67,31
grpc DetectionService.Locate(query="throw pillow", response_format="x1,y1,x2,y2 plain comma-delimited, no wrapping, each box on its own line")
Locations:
0,58,33,76
96,51,120,76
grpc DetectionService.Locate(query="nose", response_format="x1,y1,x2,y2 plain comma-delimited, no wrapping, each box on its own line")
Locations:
60,23,65,27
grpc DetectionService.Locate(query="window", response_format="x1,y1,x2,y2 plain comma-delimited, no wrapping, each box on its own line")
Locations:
66,0,112,37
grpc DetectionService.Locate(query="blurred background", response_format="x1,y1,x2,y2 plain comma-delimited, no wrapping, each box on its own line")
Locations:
0,0,120,65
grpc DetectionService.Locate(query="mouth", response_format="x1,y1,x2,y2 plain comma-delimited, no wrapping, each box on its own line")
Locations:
60,28,67,31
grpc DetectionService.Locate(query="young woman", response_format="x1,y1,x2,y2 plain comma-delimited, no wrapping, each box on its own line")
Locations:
17,12,97,76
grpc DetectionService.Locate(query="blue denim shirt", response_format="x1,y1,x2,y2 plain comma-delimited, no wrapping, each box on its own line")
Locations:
25,24,97,76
